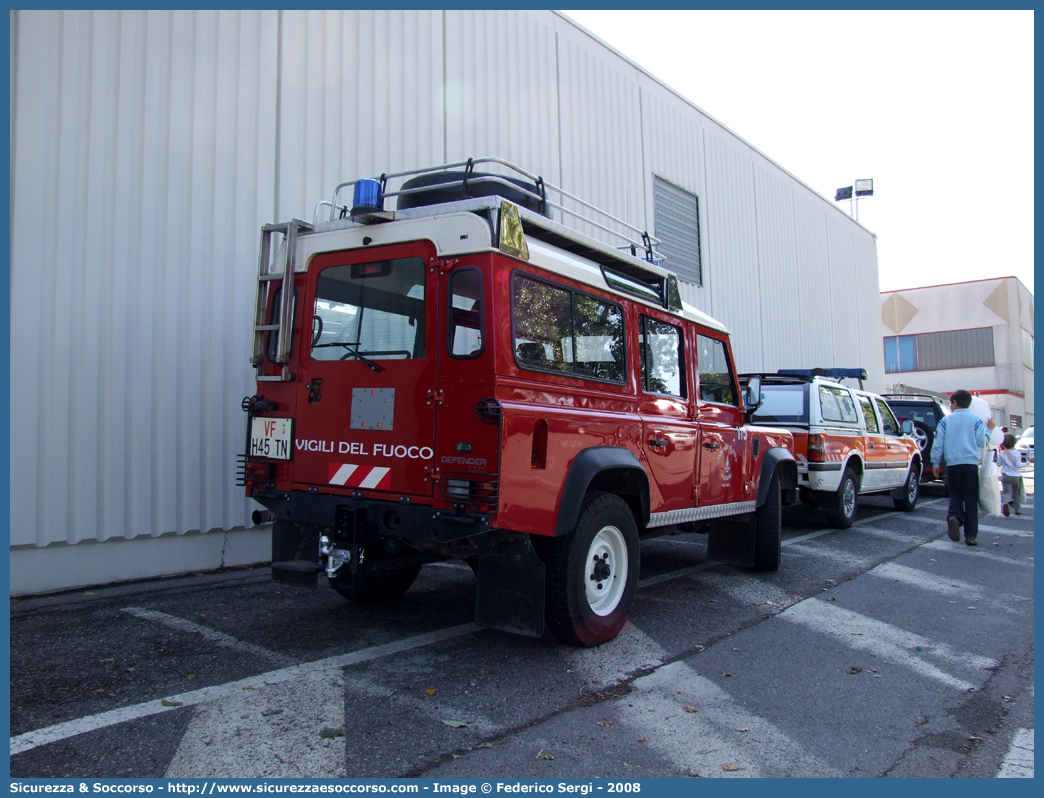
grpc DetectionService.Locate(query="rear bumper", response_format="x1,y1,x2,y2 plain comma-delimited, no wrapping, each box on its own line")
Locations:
252,488,491,543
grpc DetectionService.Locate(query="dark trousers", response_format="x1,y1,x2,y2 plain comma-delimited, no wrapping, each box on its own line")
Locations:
946,463,980,540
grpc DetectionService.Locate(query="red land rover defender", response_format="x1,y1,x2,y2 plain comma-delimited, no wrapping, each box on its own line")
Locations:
240,159,797,646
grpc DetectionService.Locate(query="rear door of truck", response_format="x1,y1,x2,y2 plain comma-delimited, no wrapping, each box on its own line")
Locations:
291,241,439,498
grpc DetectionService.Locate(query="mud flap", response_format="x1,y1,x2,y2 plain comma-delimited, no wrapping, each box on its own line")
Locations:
706,514,756,568
474,540,546,638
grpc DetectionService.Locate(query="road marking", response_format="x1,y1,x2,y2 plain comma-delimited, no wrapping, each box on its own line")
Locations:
638,561,714,588
780,599,995,691
868,562,984,600
784,542,876,569
622,661,842,777
996,728,1034,777
920,539,1034,565
10,623,480,756
121,608,295,667
977,523,1033,536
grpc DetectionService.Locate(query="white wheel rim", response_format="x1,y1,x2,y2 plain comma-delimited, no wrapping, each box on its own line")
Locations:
584,525,628,617
913,428,928,451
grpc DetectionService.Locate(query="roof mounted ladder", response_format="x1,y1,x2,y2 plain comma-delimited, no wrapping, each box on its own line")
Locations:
251,219,310,382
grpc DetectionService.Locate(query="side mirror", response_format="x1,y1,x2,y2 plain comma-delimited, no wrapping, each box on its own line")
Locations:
745,375,762,413
901,420,915,435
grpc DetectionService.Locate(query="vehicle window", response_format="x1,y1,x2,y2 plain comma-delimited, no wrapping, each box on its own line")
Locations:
640,316,685,397
858,396,880,433
751,383,808,423
889,404,935,427
311,257,426,362
819,385,859,423
874,397,901,435
512,273,626,384
448,268,483,358
696,334,737,405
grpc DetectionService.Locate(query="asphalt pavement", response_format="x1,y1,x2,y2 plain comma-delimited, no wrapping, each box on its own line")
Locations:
10,471,1034,779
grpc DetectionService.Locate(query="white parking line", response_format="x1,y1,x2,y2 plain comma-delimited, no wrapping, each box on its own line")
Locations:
121,608,296,667
621,660,842,777
996,728,1034,777
868,562,984,600
9,623,480,756
976,523,1033,536
920,539,1034,565
780,599,996,692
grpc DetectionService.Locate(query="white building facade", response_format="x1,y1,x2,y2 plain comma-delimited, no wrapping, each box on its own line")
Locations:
10,10,882,594
881,277,1034,430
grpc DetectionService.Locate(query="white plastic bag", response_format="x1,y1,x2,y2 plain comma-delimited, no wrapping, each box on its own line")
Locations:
978,445,1001,516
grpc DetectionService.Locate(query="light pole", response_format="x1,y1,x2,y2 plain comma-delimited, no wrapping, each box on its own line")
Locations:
834,179,874,220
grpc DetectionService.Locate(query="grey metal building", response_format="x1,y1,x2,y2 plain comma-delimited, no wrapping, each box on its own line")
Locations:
10,10,882,594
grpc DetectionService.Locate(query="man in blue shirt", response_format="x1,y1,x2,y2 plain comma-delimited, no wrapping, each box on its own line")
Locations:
930,389,995,545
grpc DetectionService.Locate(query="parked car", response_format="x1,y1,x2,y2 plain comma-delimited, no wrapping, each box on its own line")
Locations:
742,369,922,528
1015,426,1034,464
882,393,951,483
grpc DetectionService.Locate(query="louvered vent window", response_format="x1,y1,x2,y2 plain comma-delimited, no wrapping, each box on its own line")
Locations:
653,176,702,286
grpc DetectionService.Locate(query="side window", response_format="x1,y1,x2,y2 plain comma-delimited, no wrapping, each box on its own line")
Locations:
819,385,858,423
858,396,880,433
874,397,901,435
511,273,626,384
640,316,685,397
696,334,737,406
448,268,483,358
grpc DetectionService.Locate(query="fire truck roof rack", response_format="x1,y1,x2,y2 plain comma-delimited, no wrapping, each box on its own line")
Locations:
317,157,664,268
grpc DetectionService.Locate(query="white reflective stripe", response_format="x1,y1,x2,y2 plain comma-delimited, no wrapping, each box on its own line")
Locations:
358,467,390,489
329,464,358,486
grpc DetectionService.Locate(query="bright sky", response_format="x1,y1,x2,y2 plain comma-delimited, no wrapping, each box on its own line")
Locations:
562,10,1035,295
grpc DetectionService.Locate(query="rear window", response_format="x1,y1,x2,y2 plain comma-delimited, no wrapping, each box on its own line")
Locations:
751,383,809,423
888,403,938,427
311,257,426,362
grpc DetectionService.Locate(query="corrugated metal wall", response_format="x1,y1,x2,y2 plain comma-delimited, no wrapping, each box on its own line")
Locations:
11,10,278,548
10,9,880,570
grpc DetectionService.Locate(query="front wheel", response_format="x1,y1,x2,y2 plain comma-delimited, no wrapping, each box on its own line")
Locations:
826,469,859,529
753,473,782,572
545,492,639,647
893,463,920,511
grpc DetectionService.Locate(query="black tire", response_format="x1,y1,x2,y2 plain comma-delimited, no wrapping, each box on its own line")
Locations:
545,492,639,647
329,564,421,604
893,463,920,511
753,473,782,572
827,468,859,529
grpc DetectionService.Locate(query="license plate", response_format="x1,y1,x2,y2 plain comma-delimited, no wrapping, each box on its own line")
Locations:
250,417,293,460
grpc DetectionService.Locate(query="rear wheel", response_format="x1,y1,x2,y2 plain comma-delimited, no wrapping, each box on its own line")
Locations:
827,469,859,529
329,563,421,604
753,473,782,572
893,463,920,511
545,492,639,647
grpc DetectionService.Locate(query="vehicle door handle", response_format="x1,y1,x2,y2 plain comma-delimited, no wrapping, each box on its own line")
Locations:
703,441,720,450
868,442,875,449
648,438,669,448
